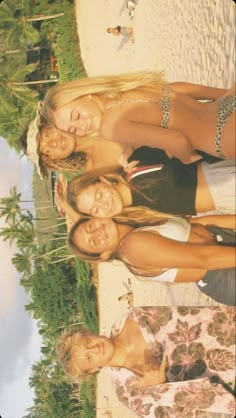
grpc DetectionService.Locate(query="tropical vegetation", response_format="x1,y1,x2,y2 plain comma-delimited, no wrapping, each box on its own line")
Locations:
0,0,97,416
0,0,86,150
0,185,98,417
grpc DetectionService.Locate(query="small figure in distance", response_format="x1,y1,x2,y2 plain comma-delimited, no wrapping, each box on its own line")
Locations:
106,26,135,43
127,0,138,17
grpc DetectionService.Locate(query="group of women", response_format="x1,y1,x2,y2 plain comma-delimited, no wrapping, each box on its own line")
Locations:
22,72,236,417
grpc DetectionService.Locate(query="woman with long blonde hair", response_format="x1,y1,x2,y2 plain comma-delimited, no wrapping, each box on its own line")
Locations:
42,71,235,163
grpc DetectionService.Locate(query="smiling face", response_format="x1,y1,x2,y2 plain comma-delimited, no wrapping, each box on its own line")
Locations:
70,334,115,374
76,180,124,217
52,96,103,136
39,126,77,159
73,217,119,255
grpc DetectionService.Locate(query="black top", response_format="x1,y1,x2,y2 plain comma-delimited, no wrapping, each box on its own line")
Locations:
127,147,198,215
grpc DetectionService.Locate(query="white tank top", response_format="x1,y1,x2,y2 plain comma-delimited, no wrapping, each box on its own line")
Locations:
137,217,191,282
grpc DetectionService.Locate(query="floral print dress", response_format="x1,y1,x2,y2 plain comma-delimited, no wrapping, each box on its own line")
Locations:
109,306,235,417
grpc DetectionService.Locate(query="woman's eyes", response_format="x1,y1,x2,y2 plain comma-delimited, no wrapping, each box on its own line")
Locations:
89,239,96,249
91,207,98,216
71,110,79,122
44,149,51,156
68,126,76,134
96,190,102,200
85,223,92,233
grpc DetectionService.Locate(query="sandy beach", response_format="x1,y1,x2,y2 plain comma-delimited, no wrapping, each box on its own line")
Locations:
74,1,235,417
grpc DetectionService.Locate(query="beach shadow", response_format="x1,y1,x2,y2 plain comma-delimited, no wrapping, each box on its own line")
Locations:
117,36,130,51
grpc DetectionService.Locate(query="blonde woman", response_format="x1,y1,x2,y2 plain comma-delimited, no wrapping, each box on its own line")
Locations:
42,72,235,163
20,105,134,178
67,213,236,306
57,306,236,417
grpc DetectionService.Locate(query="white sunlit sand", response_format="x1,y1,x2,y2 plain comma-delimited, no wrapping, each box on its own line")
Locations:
74,1,235,417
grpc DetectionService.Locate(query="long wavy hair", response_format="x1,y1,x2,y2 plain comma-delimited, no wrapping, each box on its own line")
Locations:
40,151,86,173
67,211,174,277
66,165,171,224
42,71,166,123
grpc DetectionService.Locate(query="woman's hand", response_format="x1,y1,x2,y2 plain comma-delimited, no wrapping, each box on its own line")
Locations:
130,353,168,388
55,174,68,210
119,153,140,173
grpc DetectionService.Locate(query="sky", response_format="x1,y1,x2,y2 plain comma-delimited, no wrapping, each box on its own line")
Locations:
0,138,42,418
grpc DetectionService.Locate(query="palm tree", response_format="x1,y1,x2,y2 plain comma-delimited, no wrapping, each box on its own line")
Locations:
0,0,64,50
0,186,21,223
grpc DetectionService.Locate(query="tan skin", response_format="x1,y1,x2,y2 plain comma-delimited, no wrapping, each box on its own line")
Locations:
115,318,168,386
119,216,236,282
55,162,216,224
52,82,235,163
72,215,235,283
72,319,168,387
38,125,134,171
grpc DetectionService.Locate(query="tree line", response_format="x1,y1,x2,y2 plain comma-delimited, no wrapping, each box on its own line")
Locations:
0,186,98,417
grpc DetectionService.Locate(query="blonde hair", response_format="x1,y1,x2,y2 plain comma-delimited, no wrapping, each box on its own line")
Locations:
40,152,86,173
57,328,93,380
42,71,166,123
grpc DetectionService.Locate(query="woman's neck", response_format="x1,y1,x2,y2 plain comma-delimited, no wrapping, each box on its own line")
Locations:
107,327,133,368
117,223,134,242
115,181,133,207
74,135,94,153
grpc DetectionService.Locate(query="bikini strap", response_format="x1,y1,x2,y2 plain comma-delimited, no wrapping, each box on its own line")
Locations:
105,87,171,129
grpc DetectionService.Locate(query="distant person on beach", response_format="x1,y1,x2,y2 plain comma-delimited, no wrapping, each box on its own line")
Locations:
68,212,236,306
127,0,137,17
106,26,135,43
57,305,236,417
42,72,235,164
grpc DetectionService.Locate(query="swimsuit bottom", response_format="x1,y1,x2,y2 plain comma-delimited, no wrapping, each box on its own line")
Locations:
197,225,236,306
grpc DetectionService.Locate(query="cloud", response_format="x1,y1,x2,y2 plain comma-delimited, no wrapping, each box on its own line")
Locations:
0,138,33,315
0,286,33,391
0,139,42,417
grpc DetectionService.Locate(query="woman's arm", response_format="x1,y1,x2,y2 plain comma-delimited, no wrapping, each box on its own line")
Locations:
190,215,236,230
131,354,168,388
169,82,228,100
120,231,236,271
55,177,81,223
102,118,202,164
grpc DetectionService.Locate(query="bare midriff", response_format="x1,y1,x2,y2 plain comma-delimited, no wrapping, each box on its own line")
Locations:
195,163,215,213
175,222,216,283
